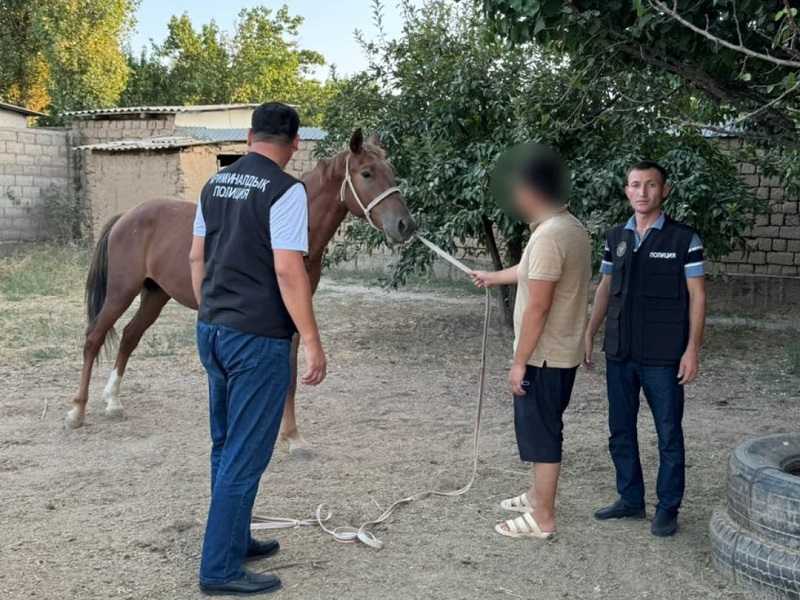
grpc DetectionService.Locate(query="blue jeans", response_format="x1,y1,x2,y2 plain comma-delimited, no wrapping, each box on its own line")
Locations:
606,359,685,515
196,321,292,584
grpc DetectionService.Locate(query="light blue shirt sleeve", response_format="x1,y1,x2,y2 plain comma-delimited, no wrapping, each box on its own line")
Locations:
270,183,309,254
684,233,705,278
193,200,206,237
599,243,613,275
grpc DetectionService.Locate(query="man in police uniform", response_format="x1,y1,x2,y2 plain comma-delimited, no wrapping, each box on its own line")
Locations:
189,102,326,595
584,160,706,537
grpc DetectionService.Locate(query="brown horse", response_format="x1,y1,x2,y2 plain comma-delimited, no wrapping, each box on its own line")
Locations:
65,129,415,458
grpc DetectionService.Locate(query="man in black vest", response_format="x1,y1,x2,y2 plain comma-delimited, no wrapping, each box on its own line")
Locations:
584,160,706,537
189,102,327,595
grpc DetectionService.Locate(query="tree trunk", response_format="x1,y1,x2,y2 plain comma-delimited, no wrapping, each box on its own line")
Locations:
481,215,514,327
506,226,524,268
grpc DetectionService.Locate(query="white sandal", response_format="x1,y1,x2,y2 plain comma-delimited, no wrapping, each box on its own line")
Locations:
495,512,555,540
499,492,534,513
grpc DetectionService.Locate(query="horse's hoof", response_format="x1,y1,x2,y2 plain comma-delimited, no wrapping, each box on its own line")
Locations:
64,411,84,430
289,446,314,461
105,407,124,420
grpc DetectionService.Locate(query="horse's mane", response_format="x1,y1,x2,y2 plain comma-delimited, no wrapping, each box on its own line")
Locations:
311,144,387,180
362,144,386,160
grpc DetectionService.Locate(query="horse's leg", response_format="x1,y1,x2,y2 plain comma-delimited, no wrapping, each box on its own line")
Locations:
279,334,311,459
65,290,139,429
103,287,171,419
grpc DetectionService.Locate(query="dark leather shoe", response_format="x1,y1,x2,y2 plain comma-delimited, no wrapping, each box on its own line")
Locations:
651,511,678,537
594,499,646,520
199,569,281,596
246,538,280,561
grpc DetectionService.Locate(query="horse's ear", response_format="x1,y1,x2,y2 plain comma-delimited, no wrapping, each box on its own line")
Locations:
367,131,380,147
349,128,364,154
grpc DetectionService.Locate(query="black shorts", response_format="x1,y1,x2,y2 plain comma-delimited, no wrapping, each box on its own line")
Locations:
514,363,578,463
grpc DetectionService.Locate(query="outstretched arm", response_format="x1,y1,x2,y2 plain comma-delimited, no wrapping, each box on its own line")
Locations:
471,265,518,288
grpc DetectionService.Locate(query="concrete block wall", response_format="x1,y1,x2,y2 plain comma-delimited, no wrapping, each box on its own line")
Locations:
0,126,72,250
713,148,800,277
288,141,316,177
72,116,177,146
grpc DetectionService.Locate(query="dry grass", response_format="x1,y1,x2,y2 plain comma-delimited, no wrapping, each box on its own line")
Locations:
0,244,90,301
0,244,197,366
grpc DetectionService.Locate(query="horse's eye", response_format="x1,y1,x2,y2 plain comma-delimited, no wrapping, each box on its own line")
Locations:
361,171,371,179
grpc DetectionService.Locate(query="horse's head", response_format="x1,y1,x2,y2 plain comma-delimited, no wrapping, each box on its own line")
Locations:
339,128,415,243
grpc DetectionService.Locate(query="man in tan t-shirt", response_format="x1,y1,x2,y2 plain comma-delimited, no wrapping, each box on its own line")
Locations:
472,147,591,540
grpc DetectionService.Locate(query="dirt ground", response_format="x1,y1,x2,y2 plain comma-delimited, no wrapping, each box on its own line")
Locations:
1,248,799,600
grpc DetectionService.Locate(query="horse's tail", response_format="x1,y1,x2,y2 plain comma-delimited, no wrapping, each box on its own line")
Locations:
85,214,123,351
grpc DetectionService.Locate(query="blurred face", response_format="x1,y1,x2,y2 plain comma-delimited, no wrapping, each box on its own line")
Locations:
513,181,537,220
625,168,669,217
513,181,553,221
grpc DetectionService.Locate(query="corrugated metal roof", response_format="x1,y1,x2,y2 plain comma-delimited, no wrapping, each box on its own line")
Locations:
183,126,327,142
77,137,210,152
0,101,47,117
77,126,327,152
66,104,263,118
299,127,327,141
181,127,247,142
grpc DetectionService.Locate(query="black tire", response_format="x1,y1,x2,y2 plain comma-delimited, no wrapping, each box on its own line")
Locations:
709,505,800,600
727,433,800,550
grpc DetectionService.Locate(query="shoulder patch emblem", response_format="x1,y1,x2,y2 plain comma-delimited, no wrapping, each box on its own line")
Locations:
616,241,627,257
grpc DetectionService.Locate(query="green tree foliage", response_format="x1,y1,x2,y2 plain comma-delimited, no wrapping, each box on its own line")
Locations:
0,0,137,113
119,50,171,107
157,15,231,105
121,6,334,125
481,0,800,185
320,0,761,289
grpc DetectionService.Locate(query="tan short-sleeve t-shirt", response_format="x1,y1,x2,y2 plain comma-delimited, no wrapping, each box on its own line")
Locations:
513,210,592,369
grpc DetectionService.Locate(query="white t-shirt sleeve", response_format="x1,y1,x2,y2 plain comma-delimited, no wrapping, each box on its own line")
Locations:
193,200,206,237
270,183,309,254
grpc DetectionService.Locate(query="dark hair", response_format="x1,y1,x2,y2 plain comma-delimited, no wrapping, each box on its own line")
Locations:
251,102,300,145
627,160,668,184
517,147,569,205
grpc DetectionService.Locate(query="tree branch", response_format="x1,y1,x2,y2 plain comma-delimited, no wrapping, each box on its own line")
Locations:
667,118,800,151
557,0,799,147
783,0,800,51
649,0,800,68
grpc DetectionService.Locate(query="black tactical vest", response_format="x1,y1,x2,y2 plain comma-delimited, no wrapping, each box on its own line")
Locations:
198,152,302,339
603,217,696,365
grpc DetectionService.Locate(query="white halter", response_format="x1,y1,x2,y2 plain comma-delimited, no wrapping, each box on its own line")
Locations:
339,152,401,230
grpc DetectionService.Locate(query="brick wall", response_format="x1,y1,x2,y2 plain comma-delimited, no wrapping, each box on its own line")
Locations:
0,126,72,253
288,142,316,177
72,116,177,146
712,139,800,277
